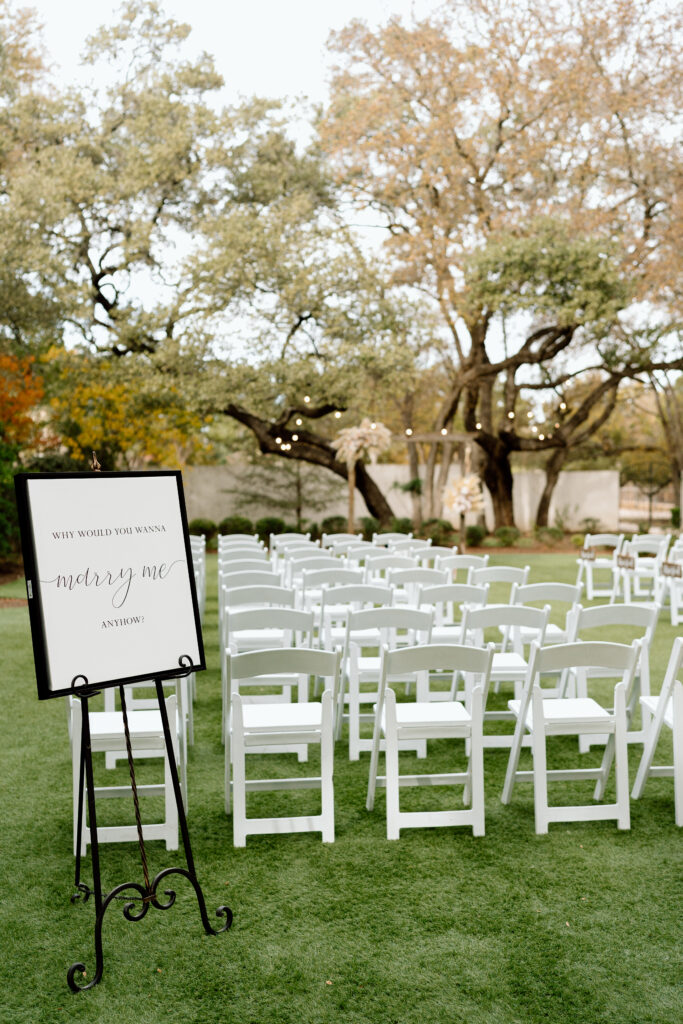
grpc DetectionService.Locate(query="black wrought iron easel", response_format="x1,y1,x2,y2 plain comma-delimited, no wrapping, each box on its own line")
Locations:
68,665,231,992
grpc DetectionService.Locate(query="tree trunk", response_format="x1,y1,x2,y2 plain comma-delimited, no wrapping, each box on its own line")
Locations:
407,441,423,529
535,447,568,528
478,439,515,528
347,461,356,532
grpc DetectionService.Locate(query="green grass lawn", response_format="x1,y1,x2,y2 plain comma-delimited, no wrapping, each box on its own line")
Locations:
0,553,680,1023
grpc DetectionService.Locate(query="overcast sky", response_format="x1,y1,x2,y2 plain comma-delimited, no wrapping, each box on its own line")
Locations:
30,0,441,105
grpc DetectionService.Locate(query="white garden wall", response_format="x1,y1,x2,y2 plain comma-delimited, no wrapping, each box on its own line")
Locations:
182,462,620,532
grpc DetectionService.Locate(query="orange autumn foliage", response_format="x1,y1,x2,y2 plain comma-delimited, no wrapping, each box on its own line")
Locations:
0,353,44,446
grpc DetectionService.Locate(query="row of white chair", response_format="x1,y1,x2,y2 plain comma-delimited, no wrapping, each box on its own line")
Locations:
223,634,683,844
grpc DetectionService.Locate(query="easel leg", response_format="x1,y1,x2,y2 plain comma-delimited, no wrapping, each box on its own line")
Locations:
67,679,232,994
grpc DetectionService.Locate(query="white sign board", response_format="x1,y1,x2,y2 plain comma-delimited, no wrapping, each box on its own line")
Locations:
15,471,204,699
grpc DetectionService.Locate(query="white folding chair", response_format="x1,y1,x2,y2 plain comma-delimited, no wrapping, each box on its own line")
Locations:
611,534,671,603
575,532,624,600
317,582,393,651
363,553,418,584
458,603,550,745
366,643,493,839
70,692,179,856
469,565,530,604
501,640,639,834
386,566,449,606
632,636,683,825
225,647,342,846
221,608,315,742
341,606,433,759
372,531,413,546
436,553,489,580
655,541,683,626
321,532,362,549
300,566,364,615
416,544,458,568
567,602,659,746
511,581,582,646
418,582,489,647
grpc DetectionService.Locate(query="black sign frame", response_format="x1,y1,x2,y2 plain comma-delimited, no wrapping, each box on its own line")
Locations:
14,470,205,700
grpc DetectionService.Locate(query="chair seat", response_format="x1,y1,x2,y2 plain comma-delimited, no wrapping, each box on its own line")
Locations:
509,696,612,730
89,710,166,746
386,700,471,729
492,652,528,676
241,702,323,732
429,625,462,643
641,695,673,730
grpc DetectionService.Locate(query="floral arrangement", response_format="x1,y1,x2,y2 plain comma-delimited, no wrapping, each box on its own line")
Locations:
331,418,392,466
442,474,486,523
331,418,391,531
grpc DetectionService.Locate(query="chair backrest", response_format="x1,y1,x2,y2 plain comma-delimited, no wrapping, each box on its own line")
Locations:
583,532,625,555
568,602,658,645
623,534,671,562
218,558,270,577
461,602,549,652
512,581,582,625
218,546,268,562
301,567,364,591
220,569,281,590
218,533,261,548
418,582,489,626
270,532,312,552
321,532,362,548
344,605,433,656
521,639,641,711
436,553,489,578
372,532,413,546
364,554,418,582
389,539,433,553
225,606,315,647
227,646,342,704
469,564,530,601
221,584,296,609
386,567,449,605
416,544,458,567
376,642,494,715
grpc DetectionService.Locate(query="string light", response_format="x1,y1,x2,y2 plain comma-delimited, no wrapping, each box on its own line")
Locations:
405,428,413,436
507,411,515,419
295,417,302,426
440,427,448,435
303,395,311,403
371,422,377,429
334,411,342,419
559,402,567,410
527,411,533,419
475,422,482,430
292,434,298,441
531,425,537,433
275,436,282,444
538,433,545,440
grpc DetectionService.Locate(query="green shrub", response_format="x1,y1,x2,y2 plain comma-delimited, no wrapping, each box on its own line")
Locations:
188,517,217,541
535,525,564,546
465,523,486,547
494,525,520,546
637,521,650,534
360,516,379,541
389,516,414,535
321,515,348,535
571,533,586,548
671,507,681,530
218,515,253,535
255,516,287,542
580,517,601,534
308,521,322,542
419,518,457,546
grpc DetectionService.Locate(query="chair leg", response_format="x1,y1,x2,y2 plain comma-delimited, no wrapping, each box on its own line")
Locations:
320,690,335,843
469,685,485,837
231,699,247,848
501,704,528,804
673,681,683,827
612,682,630,830
348,678,361,761
383,691,401,840
531,686,549,835
366,701,383,813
